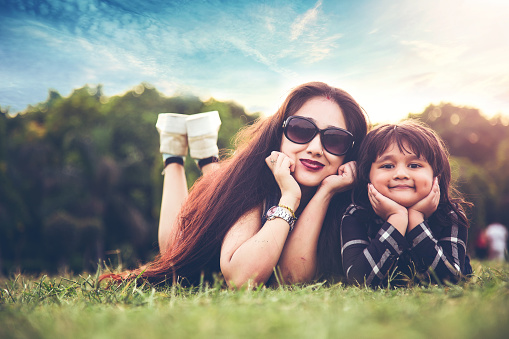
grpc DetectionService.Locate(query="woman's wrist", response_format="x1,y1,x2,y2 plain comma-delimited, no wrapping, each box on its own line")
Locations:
313,186,335,205
279,195,300,213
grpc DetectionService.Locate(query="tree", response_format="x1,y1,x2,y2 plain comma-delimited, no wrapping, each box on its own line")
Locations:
0,83,260,274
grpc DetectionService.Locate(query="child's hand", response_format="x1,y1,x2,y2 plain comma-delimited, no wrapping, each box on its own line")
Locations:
319,161,357,195
368,184,407,220
409,177,440,220
368,183,409,235
265,151,301,207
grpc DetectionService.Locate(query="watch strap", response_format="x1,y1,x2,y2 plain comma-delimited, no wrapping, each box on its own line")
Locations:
267,206,296,231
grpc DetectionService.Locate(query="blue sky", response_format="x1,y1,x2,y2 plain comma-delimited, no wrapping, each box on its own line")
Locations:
1,0,508,123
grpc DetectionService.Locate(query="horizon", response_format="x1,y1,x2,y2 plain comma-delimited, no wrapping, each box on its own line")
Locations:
4,82,508,125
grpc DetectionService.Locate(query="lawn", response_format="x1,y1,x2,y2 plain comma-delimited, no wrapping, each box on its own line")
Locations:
1,261,508,339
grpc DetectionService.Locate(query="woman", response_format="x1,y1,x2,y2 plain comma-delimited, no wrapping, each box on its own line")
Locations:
102,82,369,288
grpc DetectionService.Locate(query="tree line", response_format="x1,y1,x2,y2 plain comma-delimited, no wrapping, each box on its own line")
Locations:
1,83,508,274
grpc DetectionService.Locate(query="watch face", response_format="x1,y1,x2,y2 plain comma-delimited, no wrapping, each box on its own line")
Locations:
267,206,278,218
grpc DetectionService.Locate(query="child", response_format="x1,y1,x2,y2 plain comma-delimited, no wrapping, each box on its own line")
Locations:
340,120,472,287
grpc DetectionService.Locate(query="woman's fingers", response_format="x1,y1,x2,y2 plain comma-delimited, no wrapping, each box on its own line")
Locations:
267,151,294,173
266,151,300,199
265,152,277,168
339,161,356,177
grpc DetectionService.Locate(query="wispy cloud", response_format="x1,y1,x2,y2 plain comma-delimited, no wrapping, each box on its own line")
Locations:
290,0,322,41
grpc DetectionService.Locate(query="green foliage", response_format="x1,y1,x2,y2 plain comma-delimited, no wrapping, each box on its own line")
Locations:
0,84,259,275
0,262,508,339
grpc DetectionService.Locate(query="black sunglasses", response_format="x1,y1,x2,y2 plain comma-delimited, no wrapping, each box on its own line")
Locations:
282,116,354,156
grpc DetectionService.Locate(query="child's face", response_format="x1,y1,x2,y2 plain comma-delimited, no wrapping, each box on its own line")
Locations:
369,141,434,208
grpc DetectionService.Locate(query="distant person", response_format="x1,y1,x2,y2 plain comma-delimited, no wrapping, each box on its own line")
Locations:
474,229,488,260
101,82,369,288
341,120,472,287
485,223,508,261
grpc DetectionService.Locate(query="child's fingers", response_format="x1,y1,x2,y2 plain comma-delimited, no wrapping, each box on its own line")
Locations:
369,183,380,197
432,178,440,203
368,184,378,205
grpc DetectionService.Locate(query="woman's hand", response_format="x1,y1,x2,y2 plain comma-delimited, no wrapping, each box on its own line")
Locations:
319,161,357,195
265,151,301,205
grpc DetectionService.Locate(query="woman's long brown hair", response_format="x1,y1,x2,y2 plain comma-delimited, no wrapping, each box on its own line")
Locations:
101,82,368,285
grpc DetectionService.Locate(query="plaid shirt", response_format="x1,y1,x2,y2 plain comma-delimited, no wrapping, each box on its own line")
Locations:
340,204,471,287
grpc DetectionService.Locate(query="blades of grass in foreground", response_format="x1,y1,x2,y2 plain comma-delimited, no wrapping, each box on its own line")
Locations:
0,261,508,339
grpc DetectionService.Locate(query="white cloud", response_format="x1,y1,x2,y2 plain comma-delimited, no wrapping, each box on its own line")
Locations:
290,0,322,41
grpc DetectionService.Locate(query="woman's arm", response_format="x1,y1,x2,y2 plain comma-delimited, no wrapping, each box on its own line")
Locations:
276,161,374,283
220,203,292,289
275,161,357,283
275,188,333,284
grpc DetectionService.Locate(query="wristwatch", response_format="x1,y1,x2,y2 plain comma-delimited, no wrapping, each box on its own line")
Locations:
266,206,297,231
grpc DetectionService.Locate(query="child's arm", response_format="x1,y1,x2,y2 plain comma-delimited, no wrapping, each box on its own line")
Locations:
408,178,440,232
405,207,469,283
340,205,410,287
368,184,409,235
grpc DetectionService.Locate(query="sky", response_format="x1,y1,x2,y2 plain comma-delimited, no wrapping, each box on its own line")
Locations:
1,0,508,123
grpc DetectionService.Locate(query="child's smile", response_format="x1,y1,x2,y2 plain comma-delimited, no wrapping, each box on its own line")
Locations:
369,142,434,207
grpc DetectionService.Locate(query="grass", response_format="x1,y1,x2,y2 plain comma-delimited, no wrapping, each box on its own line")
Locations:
1,261,508,339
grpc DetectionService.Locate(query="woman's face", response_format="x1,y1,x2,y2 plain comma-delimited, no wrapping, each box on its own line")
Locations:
280,97,348,189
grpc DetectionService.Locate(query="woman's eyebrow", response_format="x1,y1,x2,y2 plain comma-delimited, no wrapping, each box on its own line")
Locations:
301,116,340,129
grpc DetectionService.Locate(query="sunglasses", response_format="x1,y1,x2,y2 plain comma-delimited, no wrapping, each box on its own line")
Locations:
282,116,354,156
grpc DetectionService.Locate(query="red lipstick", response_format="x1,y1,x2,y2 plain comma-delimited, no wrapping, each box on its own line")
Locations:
300,159,324,171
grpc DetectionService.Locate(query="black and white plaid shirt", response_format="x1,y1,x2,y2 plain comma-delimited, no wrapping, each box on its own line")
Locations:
340,204,471,287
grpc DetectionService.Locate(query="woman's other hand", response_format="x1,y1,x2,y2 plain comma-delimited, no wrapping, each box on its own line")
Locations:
319,161,357,195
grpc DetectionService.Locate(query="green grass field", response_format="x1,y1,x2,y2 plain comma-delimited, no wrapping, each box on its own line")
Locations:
1,261,508,339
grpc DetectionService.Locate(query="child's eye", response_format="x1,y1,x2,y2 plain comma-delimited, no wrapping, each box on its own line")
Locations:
408,163,422,169
380,164,394,169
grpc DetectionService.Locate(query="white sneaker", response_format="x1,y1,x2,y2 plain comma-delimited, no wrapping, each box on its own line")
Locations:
186,111,222,159
155,113,188,156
